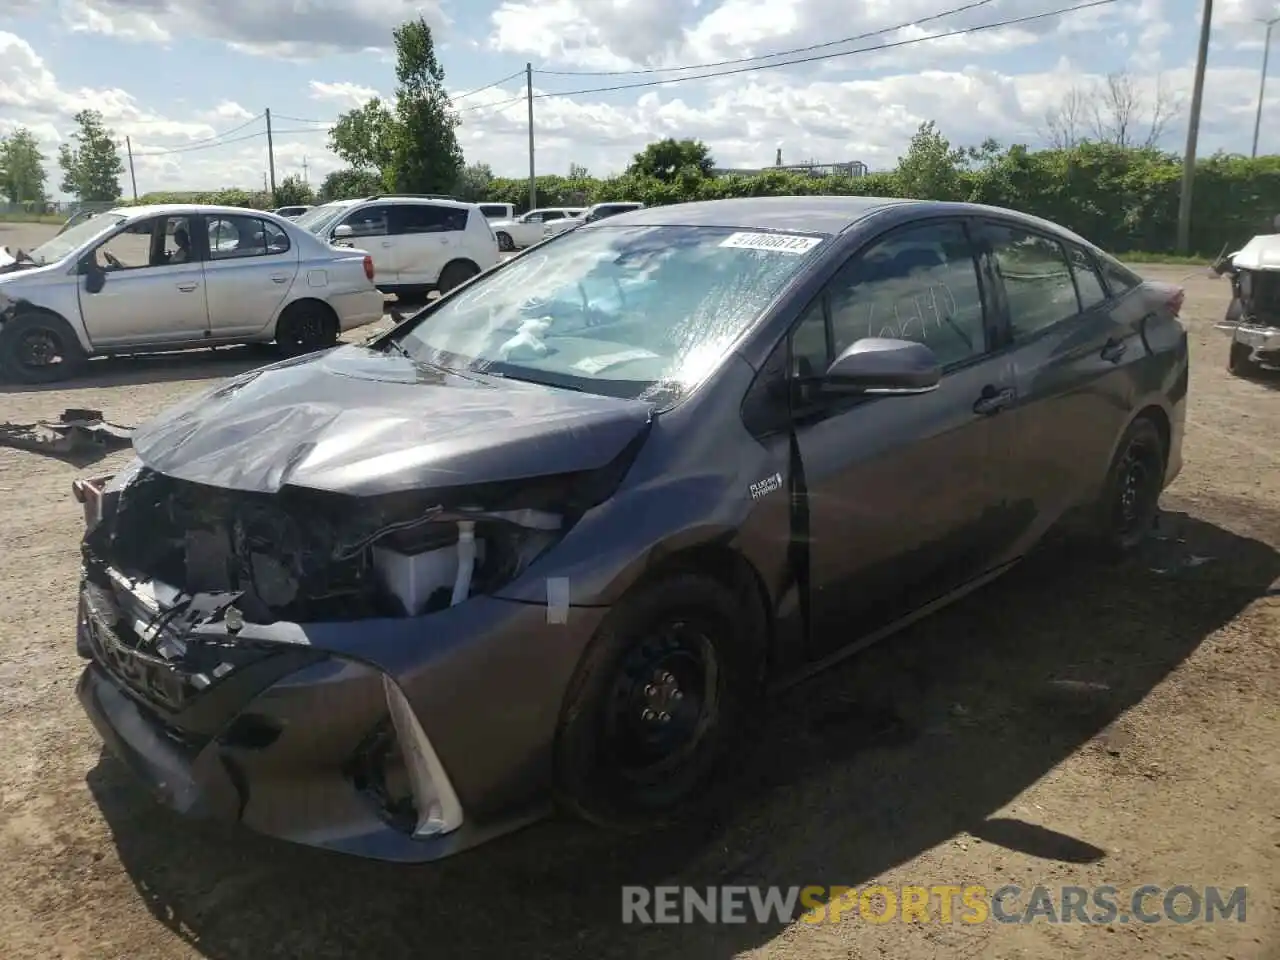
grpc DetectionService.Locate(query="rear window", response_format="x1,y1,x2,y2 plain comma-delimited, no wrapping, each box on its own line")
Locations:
479,205,510,219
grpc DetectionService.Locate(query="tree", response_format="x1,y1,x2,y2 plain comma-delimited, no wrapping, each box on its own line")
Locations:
319,168,385,202
275,174,314,207
388,17,463,194
568,162,590,179
453,162,493,201
0,128,48,206
328,98,397,180
894,121,965,200
58,110,124,202
626,139,714,182
1042,71,1181,150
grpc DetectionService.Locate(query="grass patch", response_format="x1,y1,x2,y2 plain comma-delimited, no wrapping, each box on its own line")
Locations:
0,212,65,225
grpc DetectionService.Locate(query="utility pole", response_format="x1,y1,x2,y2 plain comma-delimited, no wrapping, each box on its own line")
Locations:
1176,0,1214,255
125,136,138,200
526,63,537,210
1252,16,1280,158
302,156,309,184
265,107,277,202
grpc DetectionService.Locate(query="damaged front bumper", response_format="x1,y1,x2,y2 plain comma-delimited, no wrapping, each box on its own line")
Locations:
1216,320,1280,364
72,472,610,863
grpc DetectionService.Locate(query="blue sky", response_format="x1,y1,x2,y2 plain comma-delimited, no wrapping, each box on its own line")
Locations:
2,0,1279,197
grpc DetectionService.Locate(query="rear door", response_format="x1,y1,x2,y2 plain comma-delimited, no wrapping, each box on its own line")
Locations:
201,214,300,337
390,203,463,285
975,219,1140,548
786,218,1019,662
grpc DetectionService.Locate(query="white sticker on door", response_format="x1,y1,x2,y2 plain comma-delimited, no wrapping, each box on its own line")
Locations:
719,232,823,254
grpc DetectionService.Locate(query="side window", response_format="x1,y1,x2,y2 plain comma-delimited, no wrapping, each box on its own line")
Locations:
543,210,565,222
523,211,546,223
208,215,280,260
1096,253,1141,297
160,215,196,265
987,224,1079,339
340,205,390,238
826,220,988,368
393,204,447,235
94,217,160,271
1065,243,1107,310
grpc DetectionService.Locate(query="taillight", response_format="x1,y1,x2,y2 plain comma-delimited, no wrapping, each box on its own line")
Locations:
1169,288,1185,315
363,255,375,282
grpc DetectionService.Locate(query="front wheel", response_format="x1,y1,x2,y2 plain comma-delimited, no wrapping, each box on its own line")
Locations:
496,231,515,252
554,572,765,831
0,311,86,384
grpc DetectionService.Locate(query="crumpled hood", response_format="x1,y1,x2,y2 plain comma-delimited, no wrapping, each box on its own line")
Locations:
131,344,655,496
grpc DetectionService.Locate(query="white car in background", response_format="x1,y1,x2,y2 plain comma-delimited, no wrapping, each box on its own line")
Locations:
0,204,384,383
477,202,515,221
295,195,500,297
547,201,646,238
273,205,313,220
489,207,584,252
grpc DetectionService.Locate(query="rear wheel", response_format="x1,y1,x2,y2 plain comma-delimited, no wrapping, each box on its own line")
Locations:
0,311,86,384
1091,417,1166,557
496,232,515,252
437,260,480,295
275,301,337,357
554,572,765,831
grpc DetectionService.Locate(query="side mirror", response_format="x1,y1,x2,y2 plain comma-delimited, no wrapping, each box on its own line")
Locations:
81,257,106,294
821,338,941,395
333,224,354,240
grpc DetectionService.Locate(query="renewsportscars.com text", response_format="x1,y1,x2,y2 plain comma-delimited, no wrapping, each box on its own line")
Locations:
621,884,1248,925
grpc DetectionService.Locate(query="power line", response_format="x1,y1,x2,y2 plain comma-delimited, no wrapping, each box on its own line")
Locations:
523,0,1118,100
534,0,1000,77
129,114,265,156
455,70,525,99
132,128,266,157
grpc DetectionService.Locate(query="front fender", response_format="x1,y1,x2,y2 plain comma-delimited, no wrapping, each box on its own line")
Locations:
0,279,91,352
494,474,749,607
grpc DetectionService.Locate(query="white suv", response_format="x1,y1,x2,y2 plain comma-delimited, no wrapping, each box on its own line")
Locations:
294,195,499,296
489,207,585,251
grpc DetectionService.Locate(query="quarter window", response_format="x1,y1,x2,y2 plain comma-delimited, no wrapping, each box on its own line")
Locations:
1065,244,1108,310
824,221,988,368
987,224,1080,339
1096,253,1142,297
207,216,289,260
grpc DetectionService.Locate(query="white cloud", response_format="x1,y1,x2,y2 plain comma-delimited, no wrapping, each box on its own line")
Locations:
309,81,382,111
58,0,447,57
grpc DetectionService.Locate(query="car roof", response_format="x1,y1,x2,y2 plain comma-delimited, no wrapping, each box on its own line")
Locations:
109,203,293,220
595,196,1099,246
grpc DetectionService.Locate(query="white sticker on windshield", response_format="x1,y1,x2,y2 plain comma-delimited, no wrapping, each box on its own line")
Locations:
573,349,660,375
719,232,823,254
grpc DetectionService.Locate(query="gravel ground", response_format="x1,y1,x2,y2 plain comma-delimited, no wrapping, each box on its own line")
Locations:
2,220,1278,960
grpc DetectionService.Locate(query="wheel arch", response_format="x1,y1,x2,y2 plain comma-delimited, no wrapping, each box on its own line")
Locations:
275,296,339,335
1,300,90,352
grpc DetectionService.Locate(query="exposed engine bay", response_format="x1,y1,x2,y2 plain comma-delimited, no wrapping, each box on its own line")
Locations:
86,465,578,627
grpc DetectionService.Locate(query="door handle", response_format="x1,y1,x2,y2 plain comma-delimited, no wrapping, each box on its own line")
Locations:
381,241,392,248
973,385,1015,415
1100,337,1128,363
270,275,288,284
176,282,198,292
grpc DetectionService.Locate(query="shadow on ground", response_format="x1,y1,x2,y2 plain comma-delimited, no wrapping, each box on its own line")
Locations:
84,504,1280,960
0,346,274,394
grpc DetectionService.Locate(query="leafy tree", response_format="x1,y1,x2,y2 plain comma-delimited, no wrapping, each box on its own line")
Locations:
328,99,397,181
274,173,314,207
388,17,463,194
453,162,493,201
626,138,714,182
894,121,965,201
0,127,48,206
318,168,385,202
57,110,124,202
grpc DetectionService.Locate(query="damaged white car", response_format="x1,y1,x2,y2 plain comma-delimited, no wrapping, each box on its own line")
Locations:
0,204,386,384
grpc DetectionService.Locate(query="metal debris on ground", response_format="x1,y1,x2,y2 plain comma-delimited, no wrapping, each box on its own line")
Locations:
0,408,133,461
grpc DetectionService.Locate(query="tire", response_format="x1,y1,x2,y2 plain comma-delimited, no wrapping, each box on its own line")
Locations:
275,301,337,357
553,571,766,832
437,260,480,295
1090,416,1167,558
1228,340,1254,376
0,310,86,384
496,232,515,253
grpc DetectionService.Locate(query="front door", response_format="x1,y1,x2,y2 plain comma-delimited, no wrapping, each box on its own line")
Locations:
789,218,1019,661
336,204,395,282
201,214,300,338
77,214,208,348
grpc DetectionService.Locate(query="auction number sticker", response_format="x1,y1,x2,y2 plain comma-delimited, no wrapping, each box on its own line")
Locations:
719,232,823,254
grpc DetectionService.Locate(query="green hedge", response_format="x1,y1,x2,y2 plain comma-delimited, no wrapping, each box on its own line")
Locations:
124,144,1280,257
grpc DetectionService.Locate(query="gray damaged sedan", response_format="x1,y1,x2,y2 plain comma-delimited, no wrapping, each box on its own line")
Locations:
73,197,1188,862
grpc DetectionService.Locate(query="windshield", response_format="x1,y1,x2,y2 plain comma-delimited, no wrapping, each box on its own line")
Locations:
26,213,127,265
388,224,826,403
294,203,351,236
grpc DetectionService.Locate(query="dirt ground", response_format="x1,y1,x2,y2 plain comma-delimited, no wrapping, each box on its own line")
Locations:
1,220,1278,960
